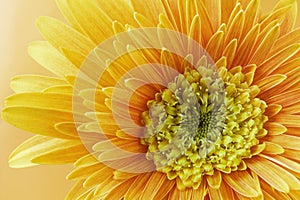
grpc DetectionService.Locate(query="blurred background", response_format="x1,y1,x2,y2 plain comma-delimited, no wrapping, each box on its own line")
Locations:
0,0,299,199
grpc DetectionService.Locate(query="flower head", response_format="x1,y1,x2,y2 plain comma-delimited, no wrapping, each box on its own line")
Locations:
2,0,300,199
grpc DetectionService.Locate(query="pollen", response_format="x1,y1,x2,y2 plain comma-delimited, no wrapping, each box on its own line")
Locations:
141,61,268,190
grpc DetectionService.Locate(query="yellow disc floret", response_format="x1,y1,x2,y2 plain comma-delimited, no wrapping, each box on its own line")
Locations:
141,62,268,190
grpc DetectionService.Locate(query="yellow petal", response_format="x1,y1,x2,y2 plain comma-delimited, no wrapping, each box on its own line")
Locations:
5,93,84,112
290,189,300,200
98,148,144,162
223,170,261,198
55,122,80,138
130,0,165,25
10,75,67,93
113,170,139,180
94,178,126,197
61,48,86,67
65,180,88,200
74,152,99,167
83,166,114,188
112,155,155,174
2,106,85,139
43,85,73,94
275,66,300,94
8,135,81,168
66,0,114,44
28,41,78,78
67,163,104,180
103,179,134,200
159,13,176,30
32,142,89,165
55,0,83,32
36,16,95,55
134,12,156,27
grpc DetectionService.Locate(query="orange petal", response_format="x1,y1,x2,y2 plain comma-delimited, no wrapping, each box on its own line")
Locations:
256,74,287,94
246,156,290,193
223,170,261,198
124,173,152,199
272,27,300,54
265,122,287,135
265,134,300,150
234,24,260,66
140,172,171,200
257,44,300,79
206,170,221,189
249,24,280,65
272,114,300,127
282,148,300,162
262,142,285,154
264,104,282,118
260,154,300,174
103,178,134,200
267,89,300,108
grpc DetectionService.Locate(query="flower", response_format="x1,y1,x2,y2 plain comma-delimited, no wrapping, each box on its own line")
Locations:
2,0,300,199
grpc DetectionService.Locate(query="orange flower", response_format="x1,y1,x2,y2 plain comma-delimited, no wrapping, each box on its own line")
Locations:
2,0,300,199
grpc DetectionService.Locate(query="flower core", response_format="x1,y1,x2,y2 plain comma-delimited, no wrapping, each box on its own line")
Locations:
141,62,268,190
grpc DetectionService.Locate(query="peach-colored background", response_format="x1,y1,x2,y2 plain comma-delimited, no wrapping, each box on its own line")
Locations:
0,1,299,199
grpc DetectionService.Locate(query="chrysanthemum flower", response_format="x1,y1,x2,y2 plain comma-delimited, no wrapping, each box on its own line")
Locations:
2,0,300,199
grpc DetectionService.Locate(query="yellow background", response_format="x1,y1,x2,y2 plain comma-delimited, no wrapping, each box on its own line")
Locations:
0,0,299,199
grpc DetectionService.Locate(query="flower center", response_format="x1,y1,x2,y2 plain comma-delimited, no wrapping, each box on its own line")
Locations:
141,61,268,190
